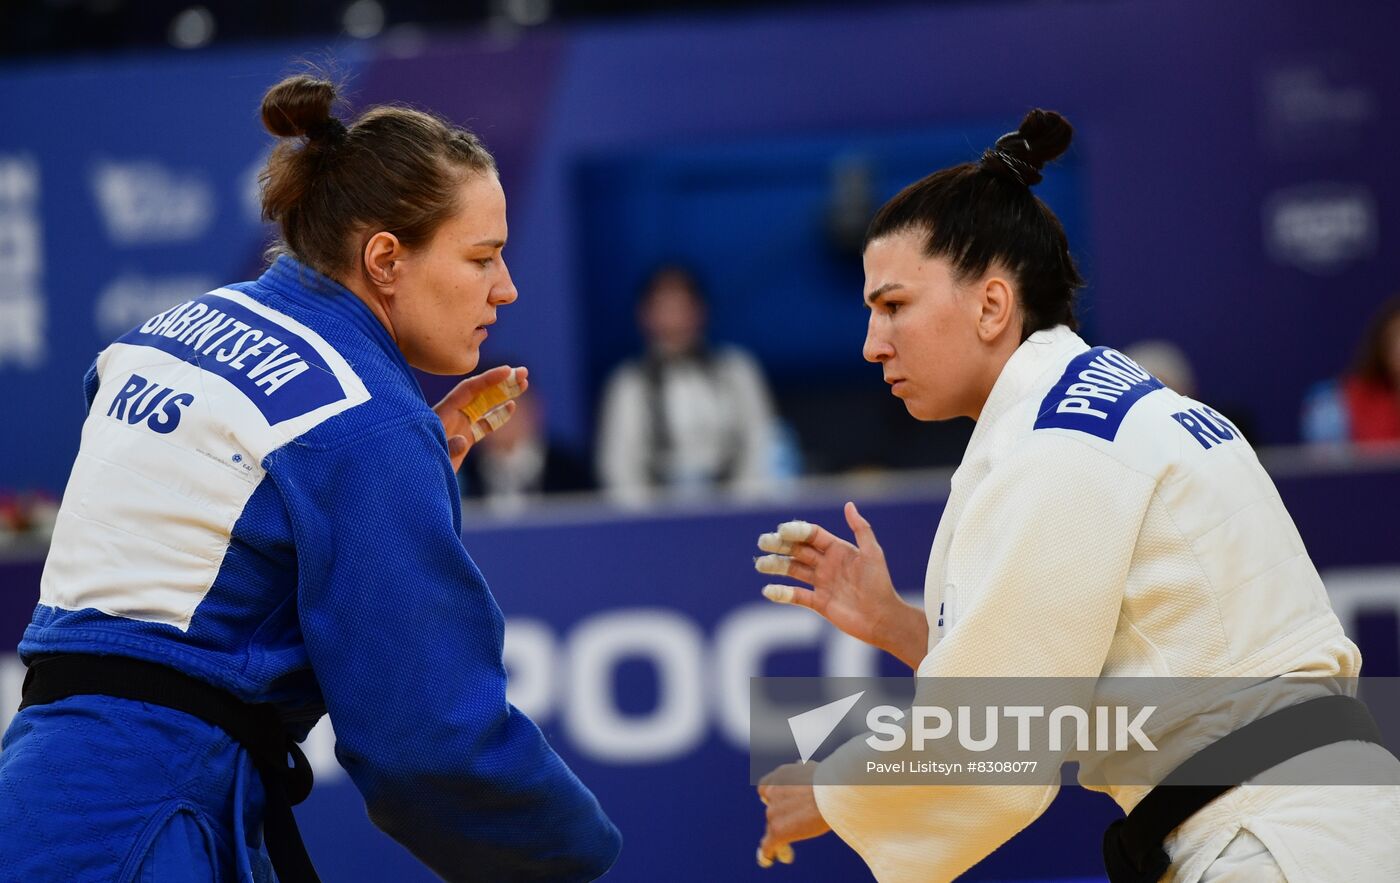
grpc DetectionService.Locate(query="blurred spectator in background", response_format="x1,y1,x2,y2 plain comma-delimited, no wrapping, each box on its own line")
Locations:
596,265,783,500
1303,295,1400,445
1123,339,1197,397
1125,338,1256,441
460,383,594,511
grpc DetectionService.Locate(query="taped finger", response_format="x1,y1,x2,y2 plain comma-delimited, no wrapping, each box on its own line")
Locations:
468,403,514,442
776,520,816,544
459,369,525,424
754,554,792,576
756,847,774,869
757,532,793,555
761,584,795,604
777,844,795,865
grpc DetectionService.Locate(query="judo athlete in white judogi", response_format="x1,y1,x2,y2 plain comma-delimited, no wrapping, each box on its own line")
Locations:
752,109,1400,882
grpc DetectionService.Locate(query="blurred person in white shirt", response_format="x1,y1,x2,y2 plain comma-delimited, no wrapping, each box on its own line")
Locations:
596,265,782,501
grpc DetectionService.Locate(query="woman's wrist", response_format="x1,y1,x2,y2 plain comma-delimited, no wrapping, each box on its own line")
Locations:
875,597,929,670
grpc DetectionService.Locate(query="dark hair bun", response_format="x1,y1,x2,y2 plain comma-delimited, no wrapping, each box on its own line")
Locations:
260,74,340,140
980,108,1073,187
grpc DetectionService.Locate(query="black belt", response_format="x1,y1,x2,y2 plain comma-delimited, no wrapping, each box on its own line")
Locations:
20,653,320,882
1102,694,1388,883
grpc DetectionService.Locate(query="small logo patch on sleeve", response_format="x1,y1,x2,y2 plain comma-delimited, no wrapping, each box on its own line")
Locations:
1034,347,1164,441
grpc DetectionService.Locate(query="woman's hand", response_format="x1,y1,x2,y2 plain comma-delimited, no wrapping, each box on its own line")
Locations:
754,502,928,669
432,365,528,471
755,762,829,868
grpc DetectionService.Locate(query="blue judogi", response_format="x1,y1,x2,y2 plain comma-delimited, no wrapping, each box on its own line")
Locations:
0,256,620,881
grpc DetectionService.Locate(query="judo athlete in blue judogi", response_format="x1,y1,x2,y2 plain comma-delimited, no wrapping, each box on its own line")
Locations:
0,75,620,881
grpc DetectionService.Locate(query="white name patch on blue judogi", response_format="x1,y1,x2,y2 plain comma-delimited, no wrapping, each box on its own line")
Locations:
40,288,371,631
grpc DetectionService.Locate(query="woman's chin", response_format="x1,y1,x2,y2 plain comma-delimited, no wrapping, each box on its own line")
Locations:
458,350,481,375
410,349,480,377
903,398,954,422
899,394,928,420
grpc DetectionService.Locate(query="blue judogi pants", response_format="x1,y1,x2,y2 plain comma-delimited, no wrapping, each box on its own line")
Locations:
0,694,276,881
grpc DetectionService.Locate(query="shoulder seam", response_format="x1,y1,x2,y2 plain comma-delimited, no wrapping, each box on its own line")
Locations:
268,411,440,458
1024,429,1162,486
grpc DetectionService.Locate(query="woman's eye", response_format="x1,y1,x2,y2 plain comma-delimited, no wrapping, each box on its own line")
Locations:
887,302,901,315
474,258,494,268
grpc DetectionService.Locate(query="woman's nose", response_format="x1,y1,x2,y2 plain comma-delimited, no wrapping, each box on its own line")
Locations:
863,323,892,363
491,260,518,305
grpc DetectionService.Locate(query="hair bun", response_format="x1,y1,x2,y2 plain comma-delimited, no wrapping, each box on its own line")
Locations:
261,74,341,141
979,108,1073,187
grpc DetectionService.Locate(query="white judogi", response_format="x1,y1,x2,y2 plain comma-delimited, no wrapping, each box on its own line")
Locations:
813,325,1400,882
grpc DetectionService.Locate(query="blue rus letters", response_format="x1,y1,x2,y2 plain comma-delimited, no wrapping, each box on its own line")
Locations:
1170,405,1240,450
106,373,195,435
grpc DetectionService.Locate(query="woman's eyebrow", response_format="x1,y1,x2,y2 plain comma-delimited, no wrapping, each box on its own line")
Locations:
865,283,905,306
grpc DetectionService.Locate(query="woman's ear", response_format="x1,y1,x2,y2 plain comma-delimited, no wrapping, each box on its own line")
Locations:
977,274,1018,343
362,231,403,293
